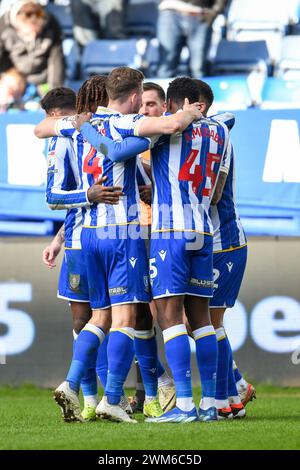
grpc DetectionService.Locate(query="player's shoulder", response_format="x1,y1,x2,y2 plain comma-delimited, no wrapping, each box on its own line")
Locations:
48,134,74,158
209,112,235,130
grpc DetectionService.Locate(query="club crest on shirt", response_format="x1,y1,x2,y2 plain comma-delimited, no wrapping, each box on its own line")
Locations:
47,151,55,167
69,274,80,291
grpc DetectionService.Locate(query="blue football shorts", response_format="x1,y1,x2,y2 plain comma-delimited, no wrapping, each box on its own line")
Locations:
210,245,247,308
81,224,151,309
150,231,213,299
58,248,90,302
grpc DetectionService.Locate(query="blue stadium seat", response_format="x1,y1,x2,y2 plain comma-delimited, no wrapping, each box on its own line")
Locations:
143,38,190,77
46,3,73,38
81,39,143,76
64,80,84,93
63,39,80,80
261,77,300,108
204,75,252,109
226,0,294,62
125,1,158,37
211,39,271,75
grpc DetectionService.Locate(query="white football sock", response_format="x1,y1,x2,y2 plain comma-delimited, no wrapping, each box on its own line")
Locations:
176,397,195,412
158,372,173,387
145,395,156,404
83,395,99,407
229,395,242,405
236,377,248,392
200,397,215,410
215,399,230,409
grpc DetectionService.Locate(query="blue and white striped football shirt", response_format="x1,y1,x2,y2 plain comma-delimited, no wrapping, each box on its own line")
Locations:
148,117,231,234
209,113,247,252
209,145,247,252
46,136,86,249
55,107,148,228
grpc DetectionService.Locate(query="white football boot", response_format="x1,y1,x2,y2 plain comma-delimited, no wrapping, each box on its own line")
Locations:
53,381,83,423
96,396,137,423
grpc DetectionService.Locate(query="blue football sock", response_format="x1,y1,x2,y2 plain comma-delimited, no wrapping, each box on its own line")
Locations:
215,327,230,401
134,329,158,398
67,324,105,393
73,334,98,398
225,336,239,397
233,360,243,382
81,367,98,398
157,357,166,378
163,325,193,401
193,325,218,399
105,328,135,405
96,334,109,389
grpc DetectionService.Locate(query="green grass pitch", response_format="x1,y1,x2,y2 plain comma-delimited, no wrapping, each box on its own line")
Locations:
0,384,299,450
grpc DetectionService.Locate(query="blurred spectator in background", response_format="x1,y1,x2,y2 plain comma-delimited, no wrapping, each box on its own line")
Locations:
70,0,126,48
0,0,65,96
157,0,226,78
0,67,26,112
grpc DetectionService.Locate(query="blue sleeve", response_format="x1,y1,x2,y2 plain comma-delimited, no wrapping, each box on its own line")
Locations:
80,122,150,162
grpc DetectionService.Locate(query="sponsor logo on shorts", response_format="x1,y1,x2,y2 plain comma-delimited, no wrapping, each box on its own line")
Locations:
143,275,150,292
189,278,214,289
69,274,80,291
158,250,167,261
227,262,234,272
109,286,128,296
129,257,137,268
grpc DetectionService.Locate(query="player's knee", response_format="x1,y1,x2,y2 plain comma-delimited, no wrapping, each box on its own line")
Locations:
72,317,87,334
136,303,153,330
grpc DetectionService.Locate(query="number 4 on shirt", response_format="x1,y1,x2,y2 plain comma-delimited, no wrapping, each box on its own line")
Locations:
83,146,102,180
178,149,221,197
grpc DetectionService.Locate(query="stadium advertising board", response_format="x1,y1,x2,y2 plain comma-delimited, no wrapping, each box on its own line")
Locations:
0,110,300,221
1,237,300,387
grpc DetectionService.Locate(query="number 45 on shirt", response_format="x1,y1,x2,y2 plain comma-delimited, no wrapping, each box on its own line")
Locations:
178,149,221,197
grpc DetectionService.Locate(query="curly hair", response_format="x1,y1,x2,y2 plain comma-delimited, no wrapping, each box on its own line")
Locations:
76,75,108,113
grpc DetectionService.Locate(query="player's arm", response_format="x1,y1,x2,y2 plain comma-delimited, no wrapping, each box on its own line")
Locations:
137,157,152,205
77,119,150,162
210,171,228,206
35,116,76,138
47,138,123,209
211,134,232,206
35,116,62,138
42,224,65,269
136,99,202,137
46,139,90,209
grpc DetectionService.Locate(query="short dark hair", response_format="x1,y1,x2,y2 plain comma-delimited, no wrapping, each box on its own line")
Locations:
76,75,108,113
143,82,166,102
106,67,144,102
192,79,214,110
167,77,200,107
40,87,76,114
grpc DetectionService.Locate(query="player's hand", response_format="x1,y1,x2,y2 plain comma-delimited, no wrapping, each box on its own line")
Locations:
42,241,62,269
73,112,92,131
87,175,124,205
183,98,202,120
139,185,152,205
